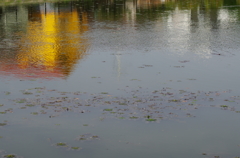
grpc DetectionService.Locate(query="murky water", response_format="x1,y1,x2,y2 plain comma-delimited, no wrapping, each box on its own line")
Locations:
1,0,240,157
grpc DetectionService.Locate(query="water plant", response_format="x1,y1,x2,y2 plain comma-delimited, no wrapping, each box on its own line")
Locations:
25,104,35,107
71,147,81,150
0,123,7,126
31,112,38,115
56,142,67,146
16,99,26,103
146,118,157,122
5,92,11,95
4,154,16,158
23,92,33,95
220,105,228,108
103,109,113,111
129,116,138,119
169,99,179,102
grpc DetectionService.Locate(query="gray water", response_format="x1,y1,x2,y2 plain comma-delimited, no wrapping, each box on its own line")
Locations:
0,0,240,157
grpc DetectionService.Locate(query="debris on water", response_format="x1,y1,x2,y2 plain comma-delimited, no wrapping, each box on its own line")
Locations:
31,112,38,115
129,116,138,119
3,154,16,158
103,109,113,111
212,53,223,56
0,87,238,124
15,99,27,103
4,92,11,95
56,142,68,147
0,123,7,126
25,104,35,107
77,134,99,141
220,105,229,110
179,60,190,63
146,118,157,122
22,92,33,95
71,147,81,150
173,66,184,68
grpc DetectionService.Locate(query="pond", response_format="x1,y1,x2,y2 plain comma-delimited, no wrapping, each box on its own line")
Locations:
0,0,240,157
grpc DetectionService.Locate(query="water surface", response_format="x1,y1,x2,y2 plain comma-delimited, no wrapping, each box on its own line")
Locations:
0,0,240,157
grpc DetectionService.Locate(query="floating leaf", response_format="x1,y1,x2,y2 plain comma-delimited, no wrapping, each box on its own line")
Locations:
5,92,11,95
169,99,179,102
16,99,26,103
119,103,127,105
23,92,33,95
220,105,228,108
71,147,81,150
129,116,138,119
56,142,67,146
25,104,35,107
103,109,113,111
0,123,7,126
146,119,157,122
4,155,16,158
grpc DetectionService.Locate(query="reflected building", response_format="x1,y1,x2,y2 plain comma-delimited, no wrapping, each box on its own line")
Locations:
0,2,90,80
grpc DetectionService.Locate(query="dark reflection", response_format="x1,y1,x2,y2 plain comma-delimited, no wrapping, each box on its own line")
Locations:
0,7,2,19
28,4,42,21
224,0,238,5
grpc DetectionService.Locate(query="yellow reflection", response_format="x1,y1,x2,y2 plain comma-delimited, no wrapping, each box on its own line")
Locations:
17,6,89,79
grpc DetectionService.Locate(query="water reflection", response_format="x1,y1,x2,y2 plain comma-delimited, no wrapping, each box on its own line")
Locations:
0,0,240,79
0,2,89,79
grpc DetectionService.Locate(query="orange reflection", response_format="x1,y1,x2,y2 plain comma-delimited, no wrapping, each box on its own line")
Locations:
10,5,89,79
